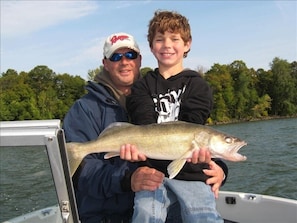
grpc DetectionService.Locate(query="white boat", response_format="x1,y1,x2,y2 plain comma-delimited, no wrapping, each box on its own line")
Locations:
1,120,296,223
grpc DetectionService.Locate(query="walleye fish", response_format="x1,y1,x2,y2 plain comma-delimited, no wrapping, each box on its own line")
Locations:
66,121,247,178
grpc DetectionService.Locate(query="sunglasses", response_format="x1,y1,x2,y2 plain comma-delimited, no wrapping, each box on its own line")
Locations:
109,51,138,62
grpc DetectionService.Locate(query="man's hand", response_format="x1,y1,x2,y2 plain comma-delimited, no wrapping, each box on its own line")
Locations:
203,161,224,198
131,166,164,192
120,144,147,162
120,144,164,192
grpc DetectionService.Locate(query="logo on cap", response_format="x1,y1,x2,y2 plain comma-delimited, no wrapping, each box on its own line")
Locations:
110,35,130,45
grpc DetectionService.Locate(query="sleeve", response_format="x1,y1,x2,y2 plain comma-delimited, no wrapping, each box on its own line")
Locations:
63,99,135,197
179,76,213,125
76,154,135,197
63,99,101,142
126,78,157,125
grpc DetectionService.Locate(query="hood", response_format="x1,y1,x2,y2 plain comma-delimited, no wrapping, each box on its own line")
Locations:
152,68,202,80
90,68,127,110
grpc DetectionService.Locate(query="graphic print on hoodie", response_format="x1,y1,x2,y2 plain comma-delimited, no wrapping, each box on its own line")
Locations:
153,85,186,123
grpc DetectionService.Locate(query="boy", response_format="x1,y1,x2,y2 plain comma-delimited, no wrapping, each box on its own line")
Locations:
126,10,227,222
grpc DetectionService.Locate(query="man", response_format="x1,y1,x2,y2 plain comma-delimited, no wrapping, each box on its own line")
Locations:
63,32,225,223
63,32,164,223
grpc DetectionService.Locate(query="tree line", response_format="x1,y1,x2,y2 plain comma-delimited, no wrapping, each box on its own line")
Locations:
1,57,296,122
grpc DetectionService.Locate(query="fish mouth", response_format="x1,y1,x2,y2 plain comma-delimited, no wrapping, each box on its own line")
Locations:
229,141,247,161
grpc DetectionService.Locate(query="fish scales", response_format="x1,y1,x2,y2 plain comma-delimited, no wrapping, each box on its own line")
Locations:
66,121,247,178
86,122,195,159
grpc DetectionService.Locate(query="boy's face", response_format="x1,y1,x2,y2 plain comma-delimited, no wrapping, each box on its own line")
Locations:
151,31,191,69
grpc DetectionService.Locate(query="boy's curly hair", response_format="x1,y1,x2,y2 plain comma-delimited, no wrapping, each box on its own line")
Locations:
147,10,192,57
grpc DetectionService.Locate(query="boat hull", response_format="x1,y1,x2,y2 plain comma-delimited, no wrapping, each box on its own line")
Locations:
3,191,297,223
217,191,297,223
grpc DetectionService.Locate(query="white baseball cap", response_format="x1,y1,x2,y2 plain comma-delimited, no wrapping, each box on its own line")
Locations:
103,32,140,58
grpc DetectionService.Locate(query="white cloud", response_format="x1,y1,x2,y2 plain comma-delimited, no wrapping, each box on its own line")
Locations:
1,0,98,37
57,37,102,67
274,0,296,23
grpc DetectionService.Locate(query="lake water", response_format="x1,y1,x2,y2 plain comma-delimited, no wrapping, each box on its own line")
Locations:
0,118,296,222
212,118,297,200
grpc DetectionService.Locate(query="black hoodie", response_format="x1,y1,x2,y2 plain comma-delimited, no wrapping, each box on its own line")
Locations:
127,68,228,183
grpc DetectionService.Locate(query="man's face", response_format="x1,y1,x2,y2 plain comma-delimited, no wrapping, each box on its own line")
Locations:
103,47,141,95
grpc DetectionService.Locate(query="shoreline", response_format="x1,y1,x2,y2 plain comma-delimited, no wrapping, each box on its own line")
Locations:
208,115,297,126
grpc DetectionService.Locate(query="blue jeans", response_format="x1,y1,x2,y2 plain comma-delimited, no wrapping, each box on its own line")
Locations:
132,178,223,223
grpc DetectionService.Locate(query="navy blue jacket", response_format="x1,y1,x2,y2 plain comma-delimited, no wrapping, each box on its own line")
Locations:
63,81,137,223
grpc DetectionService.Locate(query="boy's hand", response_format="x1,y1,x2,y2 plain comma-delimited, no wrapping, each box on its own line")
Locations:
204,161,225,198
187,148,211,164
120,144,147,162
187,148,224,198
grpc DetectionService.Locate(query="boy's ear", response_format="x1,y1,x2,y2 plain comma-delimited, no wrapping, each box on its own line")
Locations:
183,40,192,58
185,40,192,51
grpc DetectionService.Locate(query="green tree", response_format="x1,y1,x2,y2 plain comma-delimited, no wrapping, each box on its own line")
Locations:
255,68,273,97
251,94,272,118
228,61,259,119
0,70,39,120
140,67,153,77
24,66,59,119
205,64,234,122
2,57,296,121
270,58,296,115
290,61,297,112
54,73,86,119
87,66,103,81
1,66,87,121
25,65,55,94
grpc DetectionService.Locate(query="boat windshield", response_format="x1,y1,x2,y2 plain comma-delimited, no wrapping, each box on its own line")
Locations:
0,120,79,223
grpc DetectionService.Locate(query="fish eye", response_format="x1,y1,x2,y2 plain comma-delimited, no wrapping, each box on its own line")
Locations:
225,137,233,144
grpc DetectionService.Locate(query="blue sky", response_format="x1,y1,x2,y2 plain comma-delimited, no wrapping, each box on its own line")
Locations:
1,0,296,80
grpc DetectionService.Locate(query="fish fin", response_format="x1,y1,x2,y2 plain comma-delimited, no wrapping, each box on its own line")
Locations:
105,122,133,129
167,149,192,179
191,140,201,151
104,152,120,159
167,159,187,179
99,122,134,138
167,142,201,179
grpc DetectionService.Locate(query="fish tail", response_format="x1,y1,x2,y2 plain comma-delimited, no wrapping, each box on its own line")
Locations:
66,142,84,176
